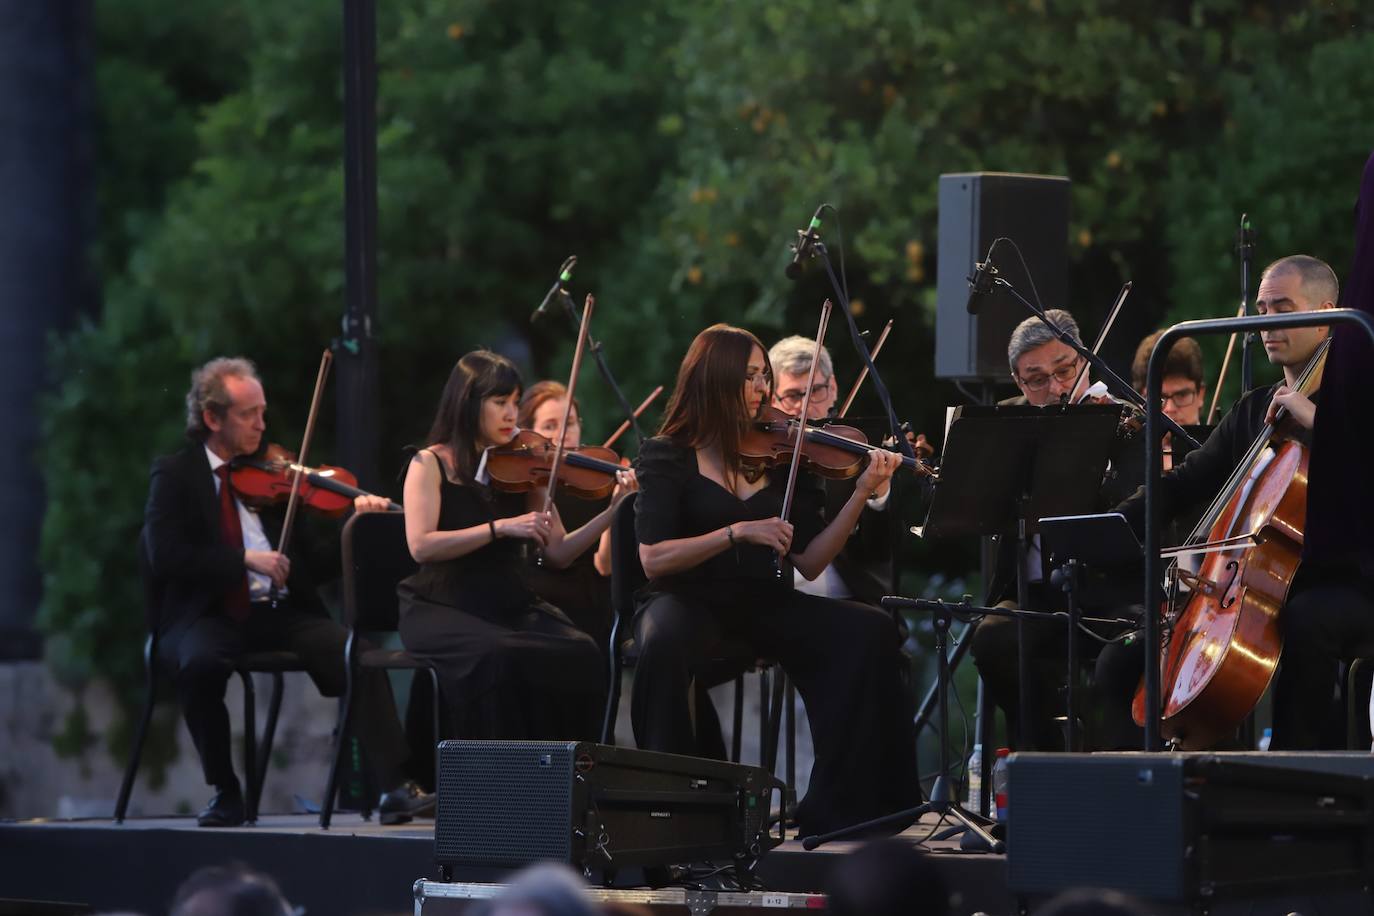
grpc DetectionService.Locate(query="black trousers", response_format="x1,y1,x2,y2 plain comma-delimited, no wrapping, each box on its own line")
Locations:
970,595,1134,751
398,595,605,743
1272,565,1374,749
158,602,409,792
631,589,920,837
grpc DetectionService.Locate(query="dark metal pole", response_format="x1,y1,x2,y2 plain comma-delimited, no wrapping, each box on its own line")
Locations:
0,0,96,659
1142,309,1374,751
1237,215,1256,394
337,0,380,490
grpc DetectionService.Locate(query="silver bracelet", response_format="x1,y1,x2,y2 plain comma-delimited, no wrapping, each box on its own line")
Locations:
725,525,735,547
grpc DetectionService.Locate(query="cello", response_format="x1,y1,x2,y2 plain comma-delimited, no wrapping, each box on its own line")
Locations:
1132,337,1330,748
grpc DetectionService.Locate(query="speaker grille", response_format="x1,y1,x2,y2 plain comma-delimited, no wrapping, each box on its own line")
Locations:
1007,754,1186,900
435,740,575,868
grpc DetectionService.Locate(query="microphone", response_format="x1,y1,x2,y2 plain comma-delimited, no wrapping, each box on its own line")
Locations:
965,259,999,315
530,256,577,323
785,206,825,279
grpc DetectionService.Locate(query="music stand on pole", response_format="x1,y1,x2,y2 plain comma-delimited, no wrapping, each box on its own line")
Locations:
1040,513,1145,752
801,404,1120,852
918,402,1122,750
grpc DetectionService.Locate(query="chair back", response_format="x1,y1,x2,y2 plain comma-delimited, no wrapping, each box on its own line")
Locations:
609,493,646,635
136,526,165,633
341,510,419,633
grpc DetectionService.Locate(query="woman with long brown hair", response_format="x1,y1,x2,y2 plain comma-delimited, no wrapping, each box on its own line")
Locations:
398,350,631,741
632,324,920,836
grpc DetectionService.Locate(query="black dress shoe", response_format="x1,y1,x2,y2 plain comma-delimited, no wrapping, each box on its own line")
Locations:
377,779,436,826
197,789,246,827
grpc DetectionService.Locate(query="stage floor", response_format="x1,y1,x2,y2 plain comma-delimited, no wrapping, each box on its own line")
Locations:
0,811,1014,915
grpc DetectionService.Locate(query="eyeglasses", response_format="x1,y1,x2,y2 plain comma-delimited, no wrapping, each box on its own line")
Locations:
776,380,832,406
1015,356,1083,392
1160,387,1198,409
744,370,773,390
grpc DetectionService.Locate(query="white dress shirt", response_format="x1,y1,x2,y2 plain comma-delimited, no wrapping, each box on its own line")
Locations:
794,486,891,599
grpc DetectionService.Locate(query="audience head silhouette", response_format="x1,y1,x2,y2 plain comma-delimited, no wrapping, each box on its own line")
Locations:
169,863,295,916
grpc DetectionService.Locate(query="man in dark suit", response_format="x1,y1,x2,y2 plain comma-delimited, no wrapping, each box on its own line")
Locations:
766,336,904,604
144,356,432,826
969,309,1146,750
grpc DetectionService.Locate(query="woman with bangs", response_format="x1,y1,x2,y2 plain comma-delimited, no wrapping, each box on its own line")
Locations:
632,324,921,836
398,350,621,741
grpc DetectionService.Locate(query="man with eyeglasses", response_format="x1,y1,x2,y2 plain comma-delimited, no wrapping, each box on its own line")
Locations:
1131,332,1206,425
998,308,1111,407
1130,331,1208,471
970,309,1144,751
766,336,896,605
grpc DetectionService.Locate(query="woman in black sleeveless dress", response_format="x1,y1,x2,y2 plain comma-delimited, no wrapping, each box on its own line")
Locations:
398,351,632,740
632,324,920,836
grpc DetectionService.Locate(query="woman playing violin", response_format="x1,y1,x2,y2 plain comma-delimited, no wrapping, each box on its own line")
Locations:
632,324,919,836
518,380,636,660
398,351,630,741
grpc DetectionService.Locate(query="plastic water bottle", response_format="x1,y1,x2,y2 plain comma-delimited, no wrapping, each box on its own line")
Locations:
1257,727,1272,751
965,744,983,809
992,747,1011,821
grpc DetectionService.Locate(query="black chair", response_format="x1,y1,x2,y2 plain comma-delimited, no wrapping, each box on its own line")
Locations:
115,528,304,824
1345,657,1373,750
319,509,441,829
600,494,790,780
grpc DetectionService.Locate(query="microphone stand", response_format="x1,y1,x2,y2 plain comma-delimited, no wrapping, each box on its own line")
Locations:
556,290,646,449
794,239,917,466
986,274,1204,452
1237,214,1257,395
791,223,930,796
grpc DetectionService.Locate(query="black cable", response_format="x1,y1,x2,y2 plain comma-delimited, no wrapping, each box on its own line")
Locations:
995,236,1045,312
908,812,950,849
1076,620,1138,644
823,204,850,304
950,638,972,790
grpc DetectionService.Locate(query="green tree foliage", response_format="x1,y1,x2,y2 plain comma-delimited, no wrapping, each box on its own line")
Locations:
40,0,1374,773
39,0,683,774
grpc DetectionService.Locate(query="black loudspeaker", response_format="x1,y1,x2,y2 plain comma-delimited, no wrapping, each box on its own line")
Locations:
935,172,1071,382
434,740,784,878
1007,752,1374,911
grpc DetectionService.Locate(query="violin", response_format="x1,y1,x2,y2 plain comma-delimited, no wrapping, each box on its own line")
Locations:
1080,392,1145,440
486,430,626,500
740,405,935,482
230,443,400,516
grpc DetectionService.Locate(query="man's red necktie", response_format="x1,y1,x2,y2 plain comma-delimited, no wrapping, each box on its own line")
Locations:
215,465,253,622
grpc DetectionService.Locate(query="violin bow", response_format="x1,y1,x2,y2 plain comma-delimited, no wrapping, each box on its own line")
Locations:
1069,281,1131,401
1206,302,1248,424
837,319,892,419
602,384,664,449
537,295,596,561
777,299,833,576
272,348,333,603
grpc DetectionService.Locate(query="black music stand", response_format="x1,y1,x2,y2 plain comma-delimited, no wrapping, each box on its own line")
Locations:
917,403,1122,749
800,406,1123,853
1040,513,1145,751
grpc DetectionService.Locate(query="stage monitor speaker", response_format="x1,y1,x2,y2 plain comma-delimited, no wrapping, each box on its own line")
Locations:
1006,752,1374,909
935,172,1071,382
434,740,784,879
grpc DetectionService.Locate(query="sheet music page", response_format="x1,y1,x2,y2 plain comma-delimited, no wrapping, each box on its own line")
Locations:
911,404,961,539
